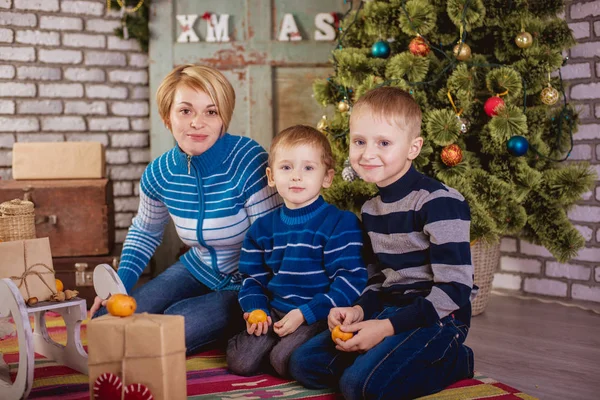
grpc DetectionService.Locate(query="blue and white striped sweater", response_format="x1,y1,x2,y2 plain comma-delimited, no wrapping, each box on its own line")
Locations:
118,134,282,293
238,196,368,325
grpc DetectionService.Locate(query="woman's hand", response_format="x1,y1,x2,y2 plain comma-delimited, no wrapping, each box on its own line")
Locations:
273,309,305,337
327,305,364,331
334,319,394,353
244,312,272,336
88,296,107,318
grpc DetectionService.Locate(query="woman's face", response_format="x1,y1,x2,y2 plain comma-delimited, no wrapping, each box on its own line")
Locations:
167,84,224,156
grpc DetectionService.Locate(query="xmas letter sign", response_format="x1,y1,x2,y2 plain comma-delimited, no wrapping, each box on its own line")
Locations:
176,12,338,43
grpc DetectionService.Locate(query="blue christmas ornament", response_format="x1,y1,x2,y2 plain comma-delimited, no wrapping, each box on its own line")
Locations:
506,135,529,157
371,40,391,58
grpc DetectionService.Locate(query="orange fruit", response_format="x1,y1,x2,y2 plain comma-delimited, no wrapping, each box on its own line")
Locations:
106,294,137,317
331,325,354,342
55,279,64,292
247,309,268,324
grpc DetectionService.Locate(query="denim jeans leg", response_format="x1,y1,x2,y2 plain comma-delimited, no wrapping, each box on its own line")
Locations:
226,308,283,376
164,289,244,355
93,261,209,318
339,314,472,400
289,329,357,390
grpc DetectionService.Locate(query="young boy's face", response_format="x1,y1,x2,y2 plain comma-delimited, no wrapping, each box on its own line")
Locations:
266,143,334,209
349,110,423,187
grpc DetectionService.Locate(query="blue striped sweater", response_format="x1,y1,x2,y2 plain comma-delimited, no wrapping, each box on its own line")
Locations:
357,165,474,332
117,133,282,293
238,196,368,325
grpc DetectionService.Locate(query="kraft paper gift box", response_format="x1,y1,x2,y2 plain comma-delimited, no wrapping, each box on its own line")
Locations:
87,313,187,400
12,141,105,180
0,237,57,302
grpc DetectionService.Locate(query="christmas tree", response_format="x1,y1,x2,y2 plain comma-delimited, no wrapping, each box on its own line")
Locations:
315,0,596,263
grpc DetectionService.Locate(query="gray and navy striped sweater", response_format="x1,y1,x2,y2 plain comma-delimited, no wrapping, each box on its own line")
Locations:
357,165,474,332
117,133,282,293
238,196,368,325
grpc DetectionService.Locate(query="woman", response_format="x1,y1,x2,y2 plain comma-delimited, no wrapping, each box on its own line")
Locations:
91,64,281,354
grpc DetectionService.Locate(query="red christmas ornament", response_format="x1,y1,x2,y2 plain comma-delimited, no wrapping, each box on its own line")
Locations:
125,383,154,400
409,36,430,57
201,12,212,21
484,96,505,117
93,373,122,400
331,12,340,30
441,144,463,167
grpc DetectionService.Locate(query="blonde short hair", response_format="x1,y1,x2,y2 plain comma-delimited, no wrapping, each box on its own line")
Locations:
156,64,235,133
351,86,422,138
269,125,335,171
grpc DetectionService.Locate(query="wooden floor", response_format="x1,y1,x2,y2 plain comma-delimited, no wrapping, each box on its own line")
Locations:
466,293,600,400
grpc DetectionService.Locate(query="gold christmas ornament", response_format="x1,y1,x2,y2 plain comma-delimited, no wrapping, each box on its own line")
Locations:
453,42,471,61
540,85,559,105
317,115,328,132
337,100,350,113
441,144,463,167
515,31,533,49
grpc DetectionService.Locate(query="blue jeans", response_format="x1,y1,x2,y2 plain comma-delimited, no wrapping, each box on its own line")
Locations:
94,262,243,355
289,306,474,400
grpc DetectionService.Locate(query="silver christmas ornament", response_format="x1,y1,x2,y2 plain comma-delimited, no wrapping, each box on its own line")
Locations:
457,115,470,134
342,158,358,182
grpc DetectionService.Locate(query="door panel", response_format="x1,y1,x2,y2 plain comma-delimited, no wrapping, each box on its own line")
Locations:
149,0,347,154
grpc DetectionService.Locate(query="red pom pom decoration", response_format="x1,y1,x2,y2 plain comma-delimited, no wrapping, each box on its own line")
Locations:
124,383,154,400
484,96,505,117
93,373,123,400
409,37,430,57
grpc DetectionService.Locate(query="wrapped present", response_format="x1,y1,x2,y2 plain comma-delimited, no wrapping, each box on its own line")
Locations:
0,238,56,302
87,313,187,400
12,141,105,180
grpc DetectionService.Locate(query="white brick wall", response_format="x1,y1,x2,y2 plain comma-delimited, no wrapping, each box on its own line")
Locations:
0,46,35,61
496,1,600,305
0,0,150,246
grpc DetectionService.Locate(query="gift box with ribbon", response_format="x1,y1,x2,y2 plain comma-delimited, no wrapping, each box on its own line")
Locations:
0,237,56,302
87,313,187,400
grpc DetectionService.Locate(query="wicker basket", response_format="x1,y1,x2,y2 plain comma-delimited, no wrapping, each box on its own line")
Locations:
0,199,36,242
471,240,501,316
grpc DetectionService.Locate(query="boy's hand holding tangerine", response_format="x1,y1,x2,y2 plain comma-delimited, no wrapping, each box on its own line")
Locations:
244,309,272,336
273,308,305,337
327,305,364,332
334,319,395,353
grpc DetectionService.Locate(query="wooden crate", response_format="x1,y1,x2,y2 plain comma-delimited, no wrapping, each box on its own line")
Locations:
0,179,114,257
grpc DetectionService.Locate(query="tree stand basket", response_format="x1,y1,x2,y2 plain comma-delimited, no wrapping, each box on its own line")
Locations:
471,240,501,316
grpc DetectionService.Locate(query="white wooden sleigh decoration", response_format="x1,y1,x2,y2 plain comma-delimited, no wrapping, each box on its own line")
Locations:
0,264,126,399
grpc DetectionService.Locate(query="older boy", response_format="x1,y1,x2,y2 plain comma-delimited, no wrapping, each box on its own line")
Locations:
226,125,368,378
290,87,475,400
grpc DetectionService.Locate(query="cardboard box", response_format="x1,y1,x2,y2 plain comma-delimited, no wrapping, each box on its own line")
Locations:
87,313,187,400
0,237,56,302
12,142,105,180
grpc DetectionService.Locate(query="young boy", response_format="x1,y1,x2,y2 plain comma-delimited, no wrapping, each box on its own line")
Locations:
289,87,475,400
226,125,368,378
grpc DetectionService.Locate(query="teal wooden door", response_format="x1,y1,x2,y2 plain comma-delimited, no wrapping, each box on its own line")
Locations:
149,0,347,157
148,0,347,272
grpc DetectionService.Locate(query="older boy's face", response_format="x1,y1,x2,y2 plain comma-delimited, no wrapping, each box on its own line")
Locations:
349,111,423,187
266,144,334,209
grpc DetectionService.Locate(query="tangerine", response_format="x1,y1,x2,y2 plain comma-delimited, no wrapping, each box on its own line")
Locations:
331,325,354,342
247,309,268,324
55,279,64,292
106,294,137,317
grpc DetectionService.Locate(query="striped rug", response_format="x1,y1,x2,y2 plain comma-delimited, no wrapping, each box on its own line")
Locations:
0,313,537,399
